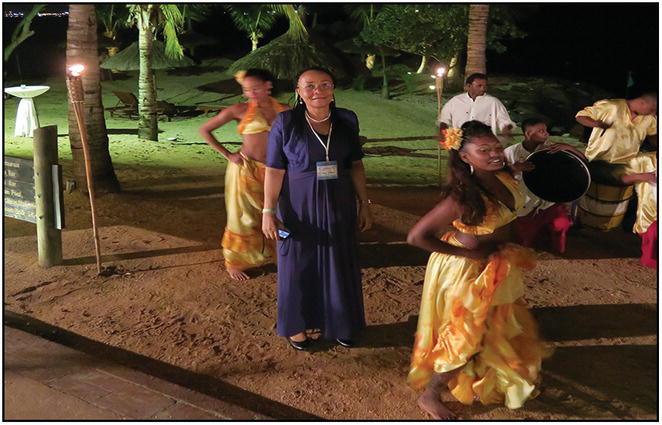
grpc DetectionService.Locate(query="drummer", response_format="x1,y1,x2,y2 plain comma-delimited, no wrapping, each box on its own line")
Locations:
505,118,586,253
575,93,657,268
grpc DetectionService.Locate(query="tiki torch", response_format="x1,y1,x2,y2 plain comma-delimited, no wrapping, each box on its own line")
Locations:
66,64,103,274
433,67,446,187
434,67,446,117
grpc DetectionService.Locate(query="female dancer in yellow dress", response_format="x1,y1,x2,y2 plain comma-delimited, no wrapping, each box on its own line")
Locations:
199,69,290,280
406,121,549,419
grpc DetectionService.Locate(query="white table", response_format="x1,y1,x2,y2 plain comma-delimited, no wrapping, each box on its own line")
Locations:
4,85,50,137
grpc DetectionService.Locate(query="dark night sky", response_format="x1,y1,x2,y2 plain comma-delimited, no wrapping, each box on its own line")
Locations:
488,3,659,95
3,3,658,95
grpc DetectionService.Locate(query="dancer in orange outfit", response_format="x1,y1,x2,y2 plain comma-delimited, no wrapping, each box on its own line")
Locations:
406,121,549,419
199,69,290,280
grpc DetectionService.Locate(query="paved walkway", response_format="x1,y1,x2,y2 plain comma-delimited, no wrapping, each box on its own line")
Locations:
3,325,270,420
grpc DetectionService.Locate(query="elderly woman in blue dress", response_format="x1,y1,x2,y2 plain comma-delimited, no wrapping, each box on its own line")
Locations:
262,67,373,350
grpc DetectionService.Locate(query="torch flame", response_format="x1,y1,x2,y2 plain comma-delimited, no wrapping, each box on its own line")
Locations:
68,64,85,77
437,67,446,77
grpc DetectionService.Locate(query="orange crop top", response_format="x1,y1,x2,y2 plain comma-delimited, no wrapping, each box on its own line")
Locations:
237,97,285,135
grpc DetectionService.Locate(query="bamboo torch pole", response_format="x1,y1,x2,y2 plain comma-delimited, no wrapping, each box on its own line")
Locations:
66,64,103,274
435,67,446,187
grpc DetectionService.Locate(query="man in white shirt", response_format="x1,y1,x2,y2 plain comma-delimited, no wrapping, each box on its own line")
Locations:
504,119,585,254
437,73,515,137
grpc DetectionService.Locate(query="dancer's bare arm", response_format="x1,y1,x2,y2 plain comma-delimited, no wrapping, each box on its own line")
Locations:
407,197,497,260
198,105,243,164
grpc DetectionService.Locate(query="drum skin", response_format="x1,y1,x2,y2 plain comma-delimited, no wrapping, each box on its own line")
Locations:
522,149,591,203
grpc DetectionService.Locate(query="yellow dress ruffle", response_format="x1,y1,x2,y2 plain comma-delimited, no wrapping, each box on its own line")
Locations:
407,172,551,410
221,153,275,270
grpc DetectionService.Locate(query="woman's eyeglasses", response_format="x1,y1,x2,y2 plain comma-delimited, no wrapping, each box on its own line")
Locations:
298,83,334,91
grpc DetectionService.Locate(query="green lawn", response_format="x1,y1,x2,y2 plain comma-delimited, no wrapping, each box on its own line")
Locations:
4,61,584,186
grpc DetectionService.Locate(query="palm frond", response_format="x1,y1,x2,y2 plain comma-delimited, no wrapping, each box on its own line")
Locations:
158,5,184,59
229,32,344,80
181,4,210,23
225,5,257,33
254,6,278,30
269,4,308,40
225,5,278,34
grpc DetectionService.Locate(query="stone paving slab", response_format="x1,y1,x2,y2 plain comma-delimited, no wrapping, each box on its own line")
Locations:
3,370,121,420
3,325,267,420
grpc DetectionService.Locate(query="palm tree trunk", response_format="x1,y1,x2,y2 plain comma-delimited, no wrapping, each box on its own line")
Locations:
416,55,427,74
137,6,158,141
465,4,489,78
66,4,120,193
250,32,258,51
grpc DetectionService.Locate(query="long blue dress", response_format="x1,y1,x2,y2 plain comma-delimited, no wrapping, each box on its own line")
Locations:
266,108,366,340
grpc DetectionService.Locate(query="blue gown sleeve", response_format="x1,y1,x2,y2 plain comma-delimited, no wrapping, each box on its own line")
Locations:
345,110,364,162
266,112,287,169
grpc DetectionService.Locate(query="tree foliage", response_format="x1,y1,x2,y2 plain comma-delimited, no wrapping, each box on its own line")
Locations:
96,4,129,40
359,4,526,64
229,5,344,79
126,4,185,59
224,4,278,51
359,4,467,63
486,6,527,54
4,4,46,62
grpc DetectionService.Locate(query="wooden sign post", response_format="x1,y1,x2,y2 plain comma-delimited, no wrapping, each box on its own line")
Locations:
34,125,64,267
4,125,64,267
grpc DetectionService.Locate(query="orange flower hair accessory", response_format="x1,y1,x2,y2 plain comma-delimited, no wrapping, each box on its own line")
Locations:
234,70,247,85
440,128,463,151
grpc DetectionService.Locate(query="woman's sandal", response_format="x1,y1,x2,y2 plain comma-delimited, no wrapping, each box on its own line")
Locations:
287,336,311,351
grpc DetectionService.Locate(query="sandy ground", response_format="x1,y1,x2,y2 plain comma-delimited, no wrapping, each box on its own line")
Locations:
3,165,657,420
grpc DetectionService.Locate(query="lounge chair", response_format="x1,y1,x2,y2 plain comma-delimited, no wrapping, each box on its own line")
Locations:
107,90,178,121
108,90,138,119
195,105,226,116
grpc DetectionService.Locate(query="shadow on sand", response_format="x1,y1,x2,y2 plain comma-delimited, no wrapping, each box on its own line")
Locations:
62,244,216,266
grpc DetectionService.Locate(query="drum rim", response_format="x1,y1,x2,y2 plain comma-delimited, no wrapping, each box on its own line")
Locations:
523,148,592,202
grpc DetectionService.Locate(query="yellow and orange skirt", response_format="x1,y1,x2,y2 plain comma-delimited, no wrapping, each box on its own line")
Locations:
407,232,551,409
221,153,275,271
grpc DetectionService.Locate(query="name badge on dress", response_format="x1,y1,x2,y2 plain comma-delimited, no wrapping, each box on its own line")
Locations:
316,161,338,180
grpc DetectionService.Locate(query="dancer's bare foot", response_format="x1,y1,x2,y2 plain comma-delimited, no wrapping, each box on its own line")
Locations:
227,266,250,281
417,390,457,420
